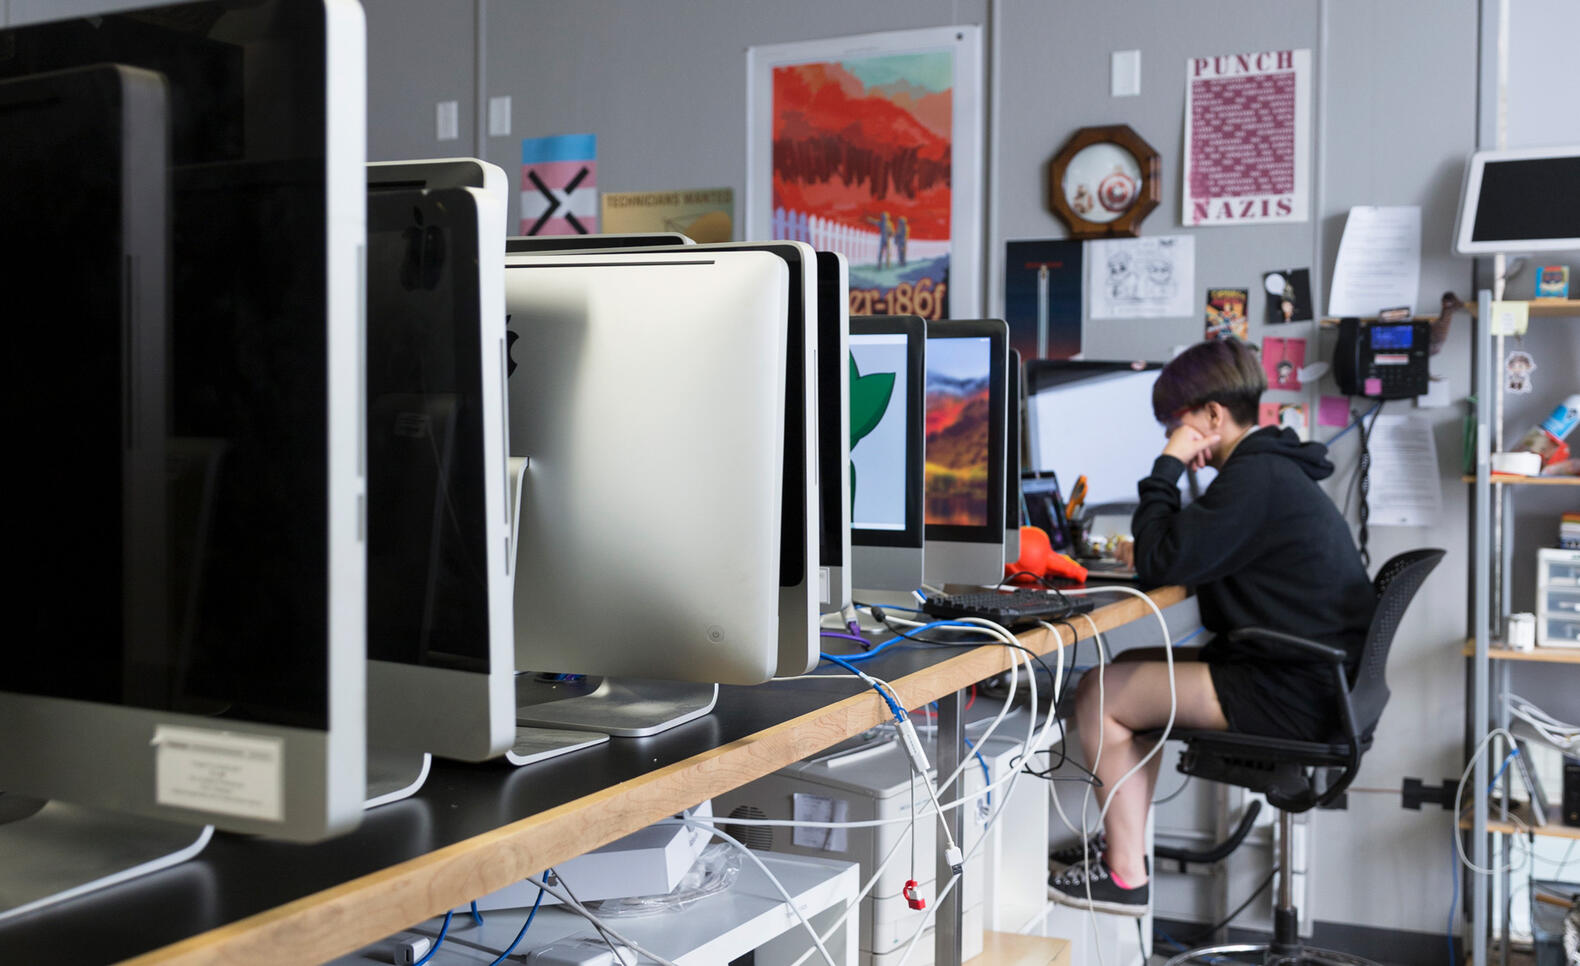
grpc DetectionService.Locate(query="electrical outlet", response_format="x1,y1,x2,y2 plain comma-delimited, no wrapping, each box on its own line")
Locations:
435,100,459,141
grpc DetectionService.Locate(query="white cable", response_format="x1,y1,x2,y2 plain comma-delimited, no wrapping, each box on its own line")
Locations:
1507,693,1580,751
653,820,838,966
1454,726,1534,876
524,875,679,966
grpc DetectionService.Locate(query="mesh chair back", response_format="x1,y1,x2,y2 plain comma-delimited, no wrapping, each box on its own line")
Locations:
1348,549,1445,737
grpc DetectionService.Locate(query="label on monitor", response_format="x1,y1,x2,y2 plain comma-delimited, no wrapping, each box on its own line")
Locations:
819,566,832,605
152,725,284,822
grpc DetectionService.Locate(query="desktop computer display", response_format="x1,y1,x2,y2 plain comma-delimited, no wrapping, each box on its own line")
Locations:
849,316,927,593
520,239,821,679
1005,349,1024,562
502,250,791,686
815,251,853,615
923,320,1009,587
505,232,693,252
0,0,367,844
364,173,514,764
1024,361,1202,512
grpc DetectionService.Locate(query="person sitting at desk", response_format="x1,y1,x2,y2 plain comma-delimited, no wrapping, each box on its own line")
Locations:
1046,338,1375,916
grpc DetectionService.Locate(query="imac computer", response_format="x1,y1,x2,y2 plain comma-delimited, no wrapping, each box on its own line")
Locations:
364,165,515,774
505,232,693,253
1453,145,1580,255
0,0,367,920
923,320,1010,589
848,315,927,594
815,251,854,616
1024,361,1201,520
1005,350,1024,562
503,249,791,735
522,239,822,679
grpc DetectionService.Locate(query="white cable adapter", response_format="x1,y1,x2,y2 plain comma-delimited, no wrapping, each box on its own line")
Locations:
524,937,635,966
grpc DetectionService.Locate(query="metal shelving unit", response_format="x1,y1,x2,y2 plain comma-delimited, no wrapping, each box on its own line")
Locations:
1466,289,1579,966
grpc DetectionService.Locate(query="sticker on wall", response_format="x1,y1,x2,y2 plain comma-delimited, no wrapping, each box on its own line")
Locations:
1277,403,1309,440
1262,267,1312,324
520,133,597,236
1003,239,1083,361
1262,336,1306,390
1506,350,1536,395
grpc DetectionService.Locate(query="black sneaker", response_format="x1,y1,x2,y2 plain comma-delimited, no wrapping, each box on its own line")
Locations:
1048,833,1105,873
1046,858,1148,917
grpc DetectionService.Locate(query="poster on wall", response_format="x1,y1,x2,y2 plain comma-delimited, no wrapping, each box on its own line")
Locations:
520,133,598,236
1086,234,1195,320
1003,239,1082,361
601,188,734,243
1183,49,1311,227
747,27,983,320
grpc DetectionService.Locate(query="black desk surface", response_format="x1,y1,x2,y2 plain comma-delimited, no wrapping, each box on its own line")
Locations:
2,586,1183,965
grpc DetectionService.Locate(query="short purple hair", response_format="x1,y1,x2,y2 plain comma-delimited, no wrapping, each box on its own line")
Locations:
1152,339,1266,426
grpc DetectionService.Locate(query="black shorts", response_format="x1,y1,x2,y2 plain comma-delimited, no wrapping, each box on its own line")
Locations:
1206,659,1341,743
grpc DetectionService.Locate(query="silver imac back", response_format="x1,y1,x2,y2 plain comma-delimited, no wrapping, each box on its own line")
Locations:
1005,349,1023,563
0,0,367,843
923,319,1009,589
503,251,790,685
849,315,927,594
363,165,515,763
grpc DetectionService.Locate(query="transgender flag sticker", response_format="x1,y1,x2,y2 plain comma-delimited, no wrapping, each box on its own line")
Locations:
520,133,597,236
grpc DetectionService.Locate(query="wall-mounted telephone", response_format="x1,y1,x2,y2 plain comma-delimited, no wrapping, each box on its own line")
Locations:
1332,318,1430,399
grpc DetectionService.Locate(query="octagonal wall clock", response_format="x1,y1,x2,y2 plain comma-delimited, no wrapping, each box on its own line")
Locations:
1047,124,1160,239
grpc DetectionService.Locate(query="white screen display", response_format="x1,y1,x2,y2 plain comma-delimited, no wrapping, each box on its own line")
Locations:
850,334,909,530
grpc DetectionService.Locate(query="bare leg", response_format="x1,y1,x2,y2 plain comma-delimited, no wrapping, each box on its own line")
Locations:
1074,660,1228,886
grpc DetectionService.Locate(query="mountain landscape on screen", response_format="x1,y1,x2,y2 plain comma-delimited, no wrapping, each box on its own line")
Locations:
924,374,989,526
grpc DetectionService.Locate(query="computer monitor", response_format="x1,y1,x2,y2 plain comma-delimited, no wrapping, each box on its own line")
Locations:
0,0,366,849
504,232,693,253
1454,145,1580,255
923,320,1009,588
1025,361,1203,520
503,250,791,731
522,239,821,679
815,251,853,615
1005,350,1023,563
364,172,514,766
849,316,927,594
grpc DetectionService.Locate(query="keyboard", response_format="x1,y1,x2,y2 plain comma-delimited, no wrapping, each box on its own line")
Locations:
921,588,1096,628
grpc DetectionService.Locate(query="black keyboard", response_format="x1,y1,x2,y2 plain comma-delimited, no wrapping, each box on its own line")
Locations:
921,588,1095,628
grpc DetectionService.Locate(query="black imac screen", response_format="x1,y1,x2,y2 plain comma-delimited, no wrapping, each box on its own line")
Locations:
815,252,842,570
1471,157,1580,243
366,188,491,672
1,1,333,730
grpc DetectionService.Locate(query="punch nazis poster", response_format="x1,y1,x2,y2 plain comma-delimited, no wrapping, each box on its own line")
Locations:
1184,49,1311,227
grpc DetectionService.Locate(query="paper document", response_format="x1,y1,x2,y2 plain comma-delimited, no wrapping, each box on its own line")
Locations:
1087,235,1196,319
791,793,849,852
1366,414,1441,527
1327,206,1420,317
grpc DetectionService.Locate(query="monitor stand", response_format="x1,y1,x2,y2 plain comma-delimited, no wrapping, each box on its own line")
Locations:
514,674,717,738
0,797,212,925
364,749,431,809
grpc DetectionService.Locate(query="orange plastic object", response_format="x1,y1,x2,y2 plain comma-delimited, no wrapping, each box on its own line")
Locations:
1004,525,1088,584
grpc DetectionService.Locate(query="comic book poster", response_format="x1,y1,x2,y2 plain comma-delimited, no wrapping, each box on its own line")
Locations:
1003,239,1082,361
748,29,983,320
1204,288,1249,341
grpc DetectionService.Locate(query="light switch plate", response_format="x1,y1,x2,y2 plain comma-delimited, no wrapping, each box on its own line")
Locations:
1111,50,1141,97
435,100,459,141
489,96,512,137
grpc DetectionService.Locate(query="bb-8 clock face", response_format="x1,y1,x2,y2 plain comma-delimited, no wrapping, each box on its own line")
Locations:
1060,142,1142,224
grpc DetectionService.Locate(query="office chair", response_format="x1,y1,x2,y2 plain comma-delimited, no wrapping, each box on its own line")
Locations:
1156,548,1445,966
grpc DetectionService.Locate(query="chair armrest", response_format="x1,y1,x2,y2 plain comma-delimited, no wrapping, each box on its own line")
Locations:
1225,627,1347,664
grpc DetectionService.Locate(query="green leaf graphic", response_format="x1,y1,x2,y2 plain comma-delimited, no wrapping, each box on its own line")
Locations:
849,353,896,505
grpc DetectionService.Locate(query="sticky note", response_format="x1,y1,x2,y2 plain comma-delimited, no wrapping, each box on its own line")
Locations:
1318,396,1351,427
1364,377,1383,396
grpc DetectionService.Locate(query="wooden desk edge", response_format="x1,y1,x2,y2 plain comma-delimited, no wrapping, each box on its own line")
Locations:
122,586,1185,966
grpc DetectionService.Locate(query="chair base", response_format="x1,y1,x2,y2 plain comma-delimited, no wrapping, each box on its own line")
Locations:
1163,942,1380,966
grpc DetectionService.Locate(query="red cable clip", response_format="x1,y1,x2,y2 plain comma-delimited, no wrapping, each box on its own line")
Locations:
902,879,926,910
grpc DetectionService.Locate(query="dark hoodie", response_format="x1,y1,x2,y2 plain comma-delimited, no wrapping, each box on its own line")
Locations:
1131,426,1375,737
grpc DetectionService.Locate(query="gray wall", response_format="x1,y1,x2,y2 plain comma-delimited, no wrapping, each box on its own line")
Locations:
355,0,1493,939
